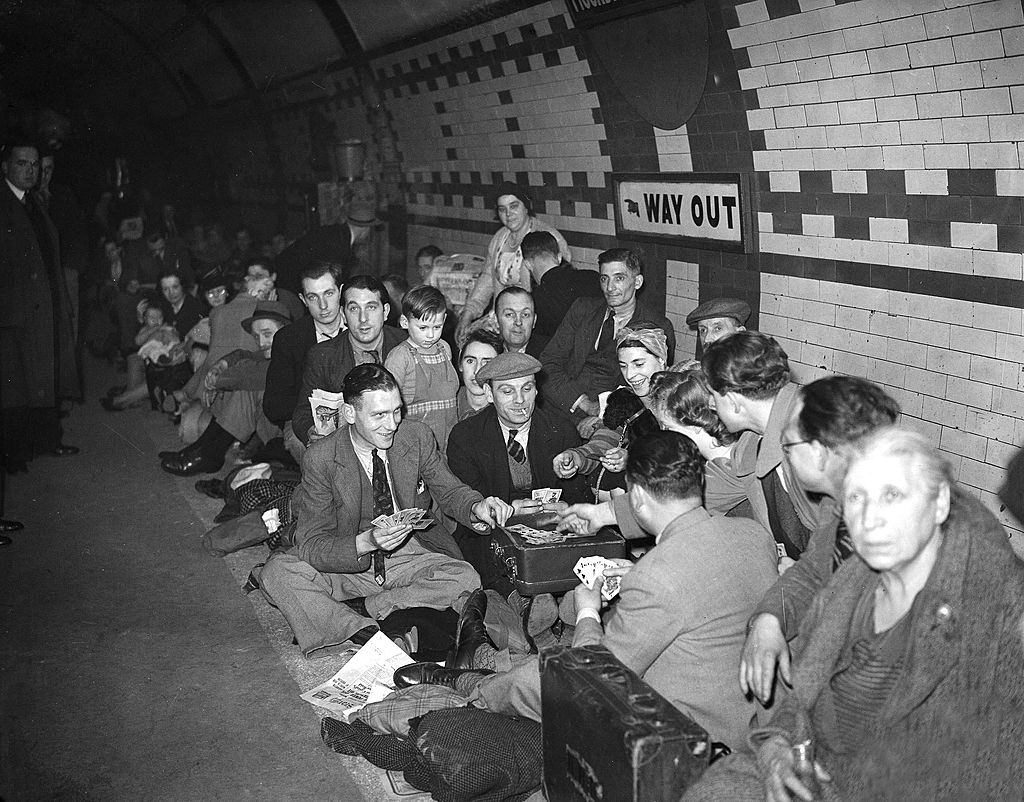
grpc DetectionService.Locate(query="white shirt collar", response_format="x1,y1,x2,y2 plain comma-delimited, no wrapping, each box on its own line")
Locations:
5,179,26,202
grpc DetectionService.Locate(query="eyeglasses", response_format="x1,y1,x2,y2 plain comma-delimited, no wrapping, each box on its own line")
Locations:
780,439,811,454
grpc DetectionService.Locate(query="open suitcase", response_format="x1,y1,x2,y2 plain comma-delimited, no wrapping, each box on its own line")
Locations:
490,518,626,596
541,645,710,802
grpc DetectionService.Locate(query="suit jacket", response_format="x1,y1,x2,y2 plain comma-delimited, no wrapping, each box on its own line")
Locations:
291,420,484,572
135,236,194,287
0,183,78,406
292,325,407,443
263,315,318,426
523,333,549,360
540,296,675,417
575,506,778,748
446,404,590,504
531,262,602,338
749,488,1024,799
705,382,820,545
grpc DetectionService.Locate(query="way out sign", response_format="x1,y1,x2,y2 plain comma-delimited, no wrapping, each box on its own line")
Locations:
613,173,754,252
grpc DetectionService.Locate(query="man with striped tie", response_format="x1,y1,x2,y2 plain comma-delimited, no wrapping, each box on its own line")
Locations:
739,376,900,708
257,364,513,656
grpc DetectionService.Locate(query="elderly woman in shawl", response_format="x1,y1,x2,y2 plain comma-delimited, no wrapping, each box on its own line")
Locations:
684,425,1024,801
552,325,667,499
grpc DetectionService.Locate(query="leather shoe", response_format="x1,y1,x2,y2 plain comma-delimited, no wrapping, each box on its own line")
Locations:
101,396,124,412
160,451,224,477
1,519,25,532
393,663,492,690
158,450,176,460
451,589,494,669
49,444,79,457
0,534,11,547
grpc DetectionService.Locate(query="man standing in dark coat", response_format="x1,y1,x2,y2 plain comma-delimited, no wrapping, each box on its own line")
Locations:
0,139,80,475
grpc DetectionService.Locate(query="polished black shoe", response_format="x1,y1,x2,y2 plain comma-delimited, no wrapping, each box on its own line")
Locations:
158,450,176,460
0,534,11,547
49,444,80,457
160,451,224,477
451,589,494,669
393,663,492,690
342,596,370,619
0,519,25,533
101,396,124,412
348,625,379,646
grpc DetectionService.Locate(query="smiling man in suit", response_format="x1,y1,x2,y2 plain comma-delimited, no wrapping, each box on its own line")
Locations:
258,363,513,656
292,275,406,446
540,248,674,422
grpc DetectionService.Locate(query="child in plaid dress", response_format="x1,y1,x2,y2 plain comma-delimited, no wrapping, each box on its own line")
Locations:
385,285,459,452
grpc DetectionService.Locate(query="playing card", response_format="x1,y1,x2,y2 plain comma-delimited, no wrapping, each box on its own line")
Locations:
573,556,603,589
531,488,562,503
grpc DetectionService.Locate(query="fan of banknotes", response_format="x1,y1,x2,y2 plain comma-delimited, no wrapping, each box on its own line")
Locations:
371,508,433,530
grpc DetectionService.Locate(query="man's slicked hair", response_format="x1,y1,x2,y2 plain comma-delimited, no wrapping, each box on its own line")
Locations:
343,364,399,406
625,431,704,502
520,231,560,262
598,248,643,275
299,260,343,289
701,331,790,400
1,137,40,164
797,376,900,449
459,328,504,362
342,274,389,306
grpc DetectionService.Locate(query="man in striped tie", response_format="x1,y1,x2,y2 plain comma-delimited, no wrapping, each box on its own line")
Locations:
256,364,513,656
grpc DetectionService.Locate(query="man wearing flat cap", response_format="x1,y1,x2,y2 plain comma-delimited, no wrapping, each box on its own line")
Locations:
446,352,590,620
161,300,292,476
686,297,750,349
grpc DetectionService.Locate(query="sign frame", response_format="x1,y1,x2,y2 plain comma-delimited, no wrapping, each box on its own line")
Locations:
612,172,756,253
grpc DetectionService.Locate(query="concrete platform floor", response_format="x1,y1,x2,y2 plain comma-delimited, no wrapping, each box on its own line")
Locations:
0,358,423,801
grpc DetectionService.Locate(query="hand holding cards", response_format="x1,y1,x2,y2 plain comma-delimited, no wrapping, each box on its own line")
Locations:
573,555,623,601
532,488,562,504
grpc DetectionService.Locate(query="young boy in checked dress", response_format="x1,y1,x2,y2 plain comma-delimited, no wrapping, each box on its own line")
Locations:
384,285,459,452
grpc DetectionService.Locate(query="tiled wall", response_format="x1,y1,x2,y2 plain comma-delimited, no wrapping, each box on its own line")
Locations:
729,0,1024,543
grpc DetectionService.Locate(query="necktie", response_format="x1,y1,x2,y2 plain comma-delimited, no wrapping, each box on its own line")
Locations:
832,518,855,572
596,310,615,352
507,429,526,464
364,349,380,364
371,449,394,585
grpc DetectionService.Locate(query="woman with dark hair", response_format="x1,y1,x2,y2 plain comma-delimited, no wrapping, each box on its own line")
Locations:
553,326,665,500
455,181,570,343
648,364,736,462
686,426,1024,801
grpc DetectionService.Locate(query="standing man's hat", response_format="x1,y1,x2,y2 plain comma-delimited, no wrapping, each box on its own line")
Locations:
242,300,292,333
685,297,751,327
474,352,542,384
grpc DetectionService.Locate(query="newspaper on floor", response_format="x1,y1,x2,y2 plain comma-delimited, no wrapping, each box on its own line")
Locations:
309,388,345,436
300,631,415,720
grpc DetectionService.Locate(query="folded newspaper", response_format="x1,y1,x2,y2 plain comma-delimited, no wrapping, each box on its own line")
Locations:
309,388,345,436
300,631,415,720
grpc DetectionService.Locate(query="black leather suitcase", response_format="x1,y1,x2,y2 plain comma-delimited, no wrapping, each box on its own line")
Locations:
490,519,626,596
541,645,710,802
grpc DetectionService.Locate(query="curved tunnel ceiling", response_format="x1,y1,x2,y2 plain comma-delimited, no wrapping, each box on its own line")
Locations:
0,0,514,128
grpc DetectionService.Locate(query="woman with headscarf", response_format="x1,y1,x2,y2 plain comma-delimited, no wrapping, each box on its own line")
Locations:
553,325,666,499
455,182,570,344
684,426,1024,801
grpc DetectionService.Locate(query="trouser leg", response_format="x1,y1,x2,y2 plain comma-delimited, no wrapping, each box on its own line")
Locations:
29,407,62,454
258,552,377,656
361,540,480,619
211,390,259,442
467,658,543,722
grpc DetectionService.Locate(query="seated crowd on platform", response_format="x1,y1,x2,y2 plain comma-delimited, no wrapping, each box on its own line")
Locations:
13,154,1023,798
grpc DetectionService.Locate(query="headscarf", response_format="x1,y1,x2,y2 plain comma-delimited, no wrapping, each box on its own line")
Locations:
615,326,668,364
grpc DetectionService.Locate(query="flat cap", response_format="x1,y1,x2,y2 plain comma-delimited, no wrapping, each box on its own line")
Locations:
685,297,751,327
242,300,292,333
474,351,542,384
